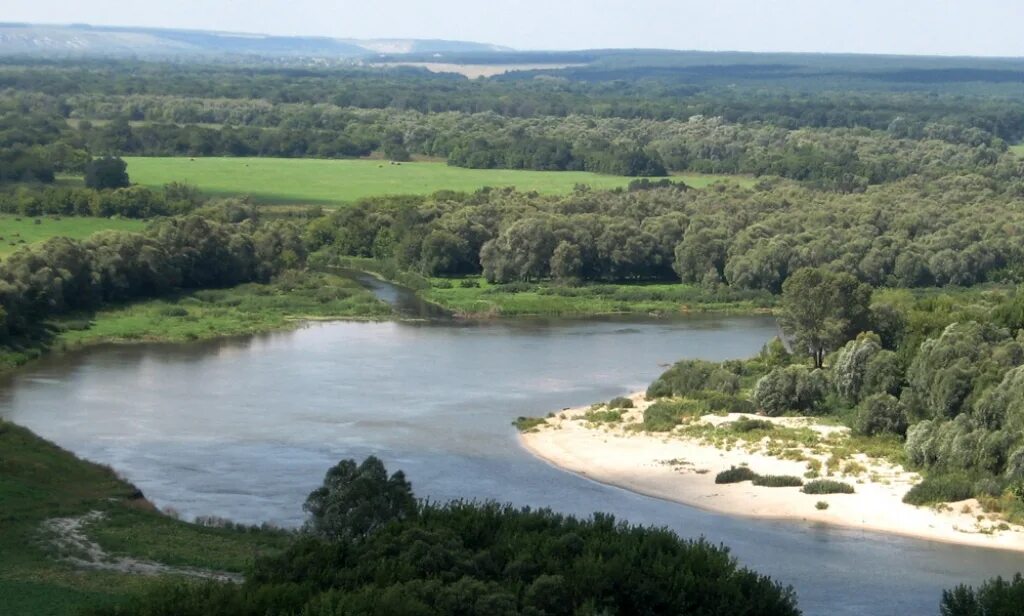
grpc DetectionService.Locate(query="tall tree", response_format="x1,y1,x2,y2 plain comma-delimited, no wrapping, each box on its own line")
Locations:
780,267,872,368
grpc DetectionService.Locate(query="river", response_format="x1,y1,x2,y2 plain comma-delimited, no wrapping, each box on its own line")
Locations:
1,291,1023,615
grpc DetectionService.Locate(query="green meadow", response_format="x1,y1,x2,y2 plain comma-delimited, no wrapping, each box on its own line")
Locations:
0,216,146,259
124,157,753,206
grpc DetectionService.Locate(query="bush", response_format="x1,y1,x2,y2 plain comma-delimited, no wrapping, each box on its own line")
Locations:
583,408,623,423
608,396,635,409
941,573,1024,616
647,359,740,398
641,400,701,432
902,473,974,505
752,364,829,416
854,393,908,436
699,391,756,414
802,480,855,494
716,466,759,484
730,417,775,433
815,501,830,510
753,475,804,488
158,306,189,317
514,416,547,432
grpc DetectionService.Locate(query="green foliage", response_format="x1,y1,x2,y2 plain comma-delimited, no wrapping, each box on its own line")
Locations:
607,396,634,409
801,480,855,495
647,359,741,399
902,474,975,505
641,399,702,432
84,156,130,190
752,364,830,416
731,417,776,433
815,501,830,510
780,267,872,368
854,394,908,437
513,416,548,432
302,456,417,542
752,475,804,488
941,573,1024,616
715,466,759,484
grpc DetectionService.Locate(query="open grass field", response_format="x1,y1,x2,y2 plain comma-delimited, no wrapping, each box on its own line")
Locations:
0,215,145,259
1012,143,1024,156
124,156,754,206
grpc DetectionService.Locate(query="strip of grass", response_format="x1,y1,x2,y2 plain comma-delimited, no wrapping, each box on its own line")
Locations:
125,156,754,206
0,420,292,616
0,215,145,259
54,271,391,348
424,277,776,317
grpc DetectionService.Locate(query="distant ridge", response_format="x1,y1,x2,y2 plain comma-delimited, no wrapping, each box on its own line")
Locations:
0,22,512,59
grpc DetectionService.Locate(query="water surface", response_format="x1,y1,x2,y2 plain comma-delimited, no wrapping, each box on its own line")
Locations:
2,315,1022,615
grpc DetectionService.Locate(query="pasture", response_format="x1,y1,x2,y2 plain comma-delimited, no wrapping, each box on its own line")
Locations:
0,216,145,259
124,157,752,206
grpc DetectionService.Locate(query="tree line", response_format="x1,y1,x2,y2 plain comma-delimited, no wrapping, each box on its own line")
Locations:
0,214,305,342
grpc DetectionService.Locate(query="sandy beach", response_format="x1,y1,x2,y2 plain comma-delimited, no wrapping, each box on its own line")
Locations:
520,393,1024,552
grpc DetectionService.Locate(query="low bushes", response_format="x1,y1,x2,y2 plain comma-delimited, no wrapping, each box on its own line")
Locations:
514,416,547,432
753,475,804,488
902,473,974,505
730,417,775,433
802,479,855,495
608,396,634,409
715,467,758,484
641,400,702,432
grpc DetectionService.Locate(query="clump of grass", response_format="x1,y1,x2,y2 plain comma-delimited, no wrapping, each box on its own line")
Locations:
903,474,974,506
802,479,855,495
752,475,804,488
730,417,775,433
513,417,547,432
608,396,635,409
583,408,624,424
641,400,703,432
715,466,758,484
815,501,830,510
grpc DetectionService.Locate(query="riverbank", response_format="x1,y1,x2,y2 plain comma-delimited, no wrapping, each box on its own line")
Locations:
0,420,292,616
520,393,1024,552
0,270,392,375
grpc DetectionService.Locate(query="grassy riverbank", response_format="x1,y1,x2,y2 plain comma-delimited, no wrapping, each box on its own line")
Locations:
0,421,294,616
424,277,776,317
0,271,391,373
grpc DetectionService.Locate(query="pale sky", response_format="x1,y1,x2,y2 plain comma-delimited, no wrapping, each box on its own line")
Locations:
6,0,1024,57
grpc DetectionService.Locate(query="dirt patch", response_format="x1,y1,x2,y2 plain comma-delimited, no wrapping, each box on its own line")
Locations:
41,511,243,583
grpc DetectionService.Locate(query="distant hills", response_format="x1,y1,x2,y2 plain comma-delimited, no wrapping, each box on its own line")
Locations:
0,23,511,59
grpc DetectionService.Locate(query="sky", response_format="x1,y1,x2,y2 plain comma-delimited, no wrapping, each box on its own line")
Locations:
6,0,1024,57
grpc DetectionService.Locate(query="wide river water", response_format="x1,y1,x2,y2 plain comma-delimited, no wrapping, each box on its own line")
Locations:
3,300,1024,615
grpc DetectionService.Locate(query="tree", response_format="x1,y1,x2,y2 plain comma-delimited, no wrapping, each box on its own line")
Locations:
84,156,130,190
780,267,872,368
303,456,416,541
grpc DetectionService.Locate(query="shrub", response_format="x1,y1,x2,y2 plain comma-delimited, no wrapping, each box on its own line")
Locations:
854,393,908,437
941,573,1024,616
802,479,855,495
641,400,701,432
902,473,974,505
647,359,739,398
752,364,829,416
608,396,635,409
716,466,758,484
752,475,804,488
158,306,189,318
514,416,547,432
700,391,756,414
730,417,775,433
815,501,830,510
583,409,623,424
